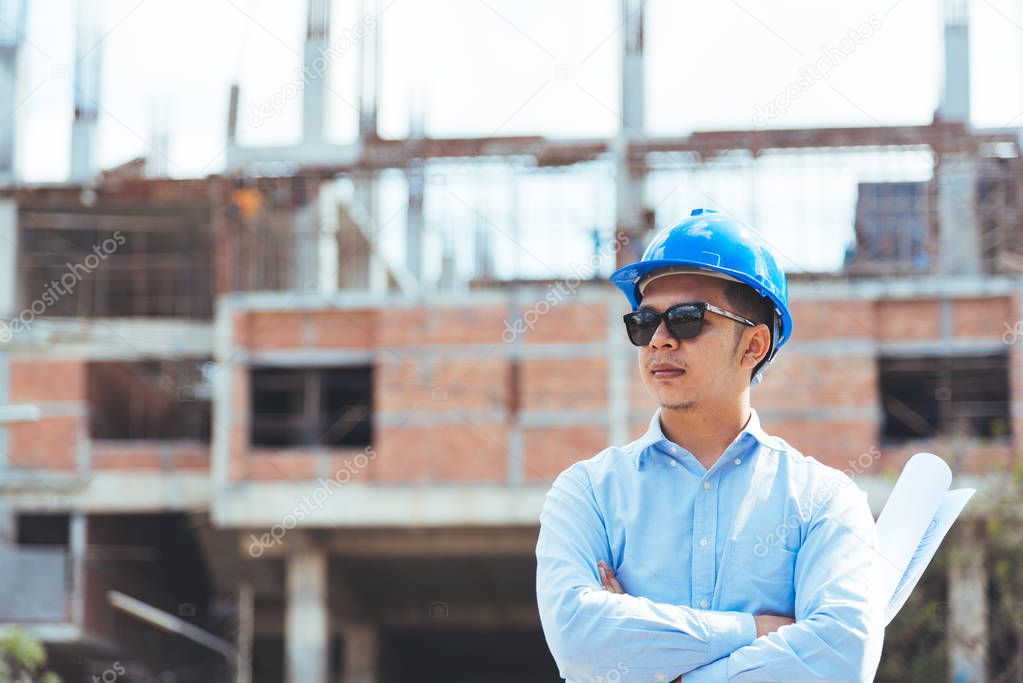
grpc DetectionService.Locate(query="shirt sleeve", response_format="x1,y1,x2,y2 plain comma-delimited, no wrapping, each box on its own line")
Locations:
683,477,886,682
536,465,757,682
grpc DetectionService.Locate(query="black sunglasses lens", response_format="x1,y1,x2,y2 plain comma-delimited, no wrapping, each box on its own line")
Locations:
665,305,704,340
624,311,659,346
625,305,707,345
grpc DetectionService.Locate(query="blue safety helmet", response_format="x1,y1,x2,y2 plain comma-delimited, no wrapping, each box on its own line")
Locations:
610,208,792,385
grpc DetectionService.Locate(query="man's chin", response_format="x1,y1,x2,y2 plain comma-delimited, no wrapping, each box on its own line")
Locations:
653,383,701,408
660,397,697,411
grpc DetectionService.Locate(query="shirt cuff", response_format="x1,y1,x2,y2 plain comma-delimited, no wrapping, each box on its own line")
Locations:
699,609,756,662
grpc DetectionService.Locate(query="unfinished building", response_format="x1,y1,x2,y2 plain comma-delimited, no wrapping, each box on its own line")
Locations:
0,0,1020,681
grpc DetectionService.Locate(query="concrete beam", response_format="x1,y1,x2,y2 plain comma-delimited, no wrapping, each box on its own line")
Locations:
372,603,540,630
0,318,213,359
214,483,550,528
217,275,1022,314
216,476,1000,528
4,470,995,523
251,602,541,637
0,471,211,512
239,526,539,559
227,123,1003,177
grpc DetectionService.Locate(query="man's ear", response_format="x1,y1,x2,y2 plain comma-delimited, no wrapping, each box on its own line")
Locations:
741,324,772,370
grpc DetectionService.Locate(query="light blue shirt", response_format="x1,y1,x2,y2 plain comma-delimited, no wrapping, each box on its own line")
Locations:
535,406,885,682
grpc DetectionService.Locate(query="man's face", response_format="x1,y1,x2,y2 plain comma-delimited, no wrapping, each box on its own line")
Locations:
635,274,751,411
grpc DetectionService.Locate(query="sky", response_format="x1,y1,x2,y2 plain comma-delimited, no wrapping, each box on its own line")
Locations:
9,0,1023,273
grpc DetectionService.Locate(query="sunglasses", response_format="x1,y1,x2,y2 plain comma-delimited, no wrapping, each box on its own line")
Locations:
622,301,757,346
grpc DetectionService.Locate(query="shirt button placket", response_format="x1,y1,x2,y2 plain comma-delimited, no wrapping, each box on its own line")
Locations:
694,474,718,610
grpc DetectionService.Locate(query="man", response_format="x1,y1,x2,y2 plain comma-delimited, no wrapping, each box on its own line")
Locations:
535,209,884,682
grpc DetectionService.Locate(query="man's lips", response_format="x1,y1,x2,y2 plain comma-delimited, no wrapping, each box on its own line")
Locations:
650,364,685,379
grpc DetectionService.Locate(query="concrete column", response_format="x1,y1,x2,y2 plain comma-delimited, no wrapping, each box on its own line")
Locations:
235,581,254,683
302,0,330,146
607,298,629,447
357,0,380,140
936,153,980,275
0,3,25,184
505,286,523,484
0,351,10,473
0,498,14,546
406,159,424,285
948,519,987,683
293,184,322,292
355,172,387,295
318,180,340,294
70,0,101,183
69,513,87,627
285,543,329,683
0,200,14,473
0,199,16,317
938,0,970,124
614,0,648,267
340,623,379,683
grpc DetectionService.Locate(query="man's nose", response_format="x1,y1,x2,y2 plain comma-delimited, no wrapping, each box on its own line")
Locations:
648,320,678,350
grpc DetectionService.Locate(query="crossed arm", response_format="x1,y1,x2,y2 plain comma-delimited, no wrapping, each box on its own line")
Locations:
597,561,793,683
598,561,794,642
535,467,884,682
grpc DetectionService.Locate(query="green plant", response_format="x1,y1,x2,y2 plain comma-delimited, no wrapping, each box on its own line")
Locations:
0,628,61,683
876,544,950,682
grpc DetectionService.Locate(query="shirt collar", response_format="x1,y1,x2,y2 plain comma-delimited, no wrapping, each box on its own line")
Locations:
631,406,777,470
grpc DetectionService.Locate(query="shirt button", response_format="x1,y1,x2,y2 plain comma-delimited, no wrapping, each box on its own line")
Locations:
699,537,708,547
670,460,677,468
734,457,742,465
703,481,711,490
700,598,709,608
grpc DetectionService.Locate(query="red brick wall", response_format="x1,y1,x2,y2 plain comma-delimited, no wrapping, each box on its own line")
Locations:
8,360,84,469
10,359,85,402
876,299,941,339
6,358,209,472
523,426,609,482
15,290,1015,481
225,293,1022,481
